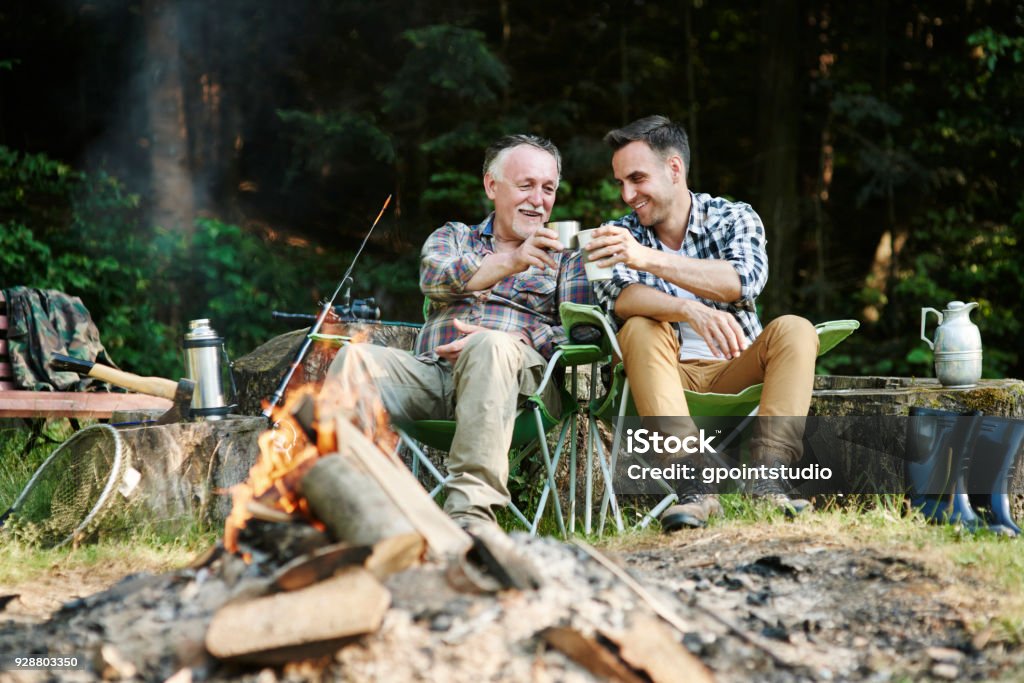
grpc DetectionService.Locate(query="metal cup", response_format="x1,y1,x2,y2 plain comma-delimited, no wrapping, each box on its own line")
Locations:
546,220,581,250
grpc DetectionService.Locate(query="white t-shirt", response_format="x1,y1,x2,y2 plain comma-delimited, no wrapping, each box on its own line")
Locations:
659,240,718,361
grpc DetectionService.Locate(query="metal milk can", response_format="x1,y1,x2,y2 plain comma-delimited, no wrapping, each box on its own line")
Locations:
920,301,983,388
183,319,232,419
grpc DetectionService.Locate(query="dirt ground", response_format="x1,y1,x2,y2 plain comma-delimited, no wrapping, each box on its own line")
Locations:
613,523,1024,681
0,567,120,626
1,522,1022,682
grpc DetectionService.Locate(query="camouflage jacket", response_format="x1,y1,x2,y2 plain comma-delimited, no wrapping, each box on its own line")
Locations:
3,287,114,391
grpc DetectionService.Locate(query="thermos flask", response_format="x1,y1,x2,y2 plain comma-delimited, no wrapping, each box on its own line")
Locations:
183,319,232,420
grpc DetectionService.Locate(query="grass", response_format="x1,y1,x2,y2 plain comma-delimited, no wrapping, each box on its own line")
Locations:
0,531,215,586
0,420,76,506
0,420,219,585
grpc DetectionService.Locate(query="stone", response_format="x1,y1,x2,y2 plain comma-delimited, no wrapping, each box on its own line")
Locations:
930,662,960,679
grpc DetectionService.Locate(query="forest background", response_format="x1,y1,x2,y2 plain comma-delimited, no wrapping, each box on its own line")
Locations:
1,0,1021,381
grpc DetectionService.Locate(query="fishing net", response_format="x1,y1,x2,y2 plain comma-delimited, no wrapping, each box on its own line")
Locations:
1,424,136,548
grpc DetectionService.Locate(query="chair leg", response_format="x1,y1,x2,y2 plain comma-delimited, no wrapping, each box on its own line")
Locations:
598,377,630,534
531,406,567,537
591,431,625,535
506,500,533,530
589,417,598,532
567,367,581,535
530,424,566,532
397,430,450,498
639,492,680,529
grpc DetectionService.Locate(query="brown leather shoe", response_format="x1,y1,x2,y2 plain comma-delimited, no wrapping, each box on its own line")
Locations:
660,493,723,532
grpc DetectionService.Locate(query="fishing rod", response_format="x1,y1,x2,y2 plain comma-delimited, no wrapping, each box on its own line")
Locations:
261,195,392,420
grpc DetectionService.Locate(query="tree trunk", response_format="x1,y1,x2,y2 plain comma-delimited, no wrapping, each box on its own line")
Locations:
142,0,194,234
683,0,699,187
756,0,801,317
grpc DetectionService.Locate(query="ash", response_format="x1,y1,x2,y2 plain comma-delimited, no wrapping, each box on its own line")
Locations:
1,531,1021,682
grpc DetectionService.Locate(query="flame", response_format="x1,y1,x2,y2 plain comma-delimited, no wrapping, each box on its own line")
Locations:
224,387,322,553
224,339,400,555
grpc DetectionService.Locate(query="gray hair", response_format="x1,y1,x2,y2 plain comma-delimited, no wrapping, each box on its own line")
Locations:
604,115,691,172
483,134,562,182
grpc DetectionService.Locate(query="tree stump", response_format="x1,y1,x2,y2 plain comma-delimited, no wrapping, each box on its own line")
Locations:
809,376,1024,496
231,323,420,416
116,416,265,529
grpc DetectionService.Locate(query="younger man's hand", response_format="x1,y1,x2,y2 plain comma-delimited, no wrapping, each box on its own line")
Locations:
585,224,646,270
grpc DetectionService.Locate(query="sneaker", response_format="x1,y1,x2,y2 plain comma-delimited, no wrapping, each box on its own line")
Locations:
750,475,811,517
660,492,723,532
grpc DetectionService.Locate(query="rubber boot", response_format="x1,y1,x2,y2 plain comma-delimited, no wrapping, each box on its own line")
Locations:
967,417,1024,536
905,408,982,528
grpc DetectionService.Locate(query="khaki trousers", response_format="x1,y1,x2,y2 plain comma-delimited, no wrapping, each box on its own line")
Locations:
617,315,819,463
323,331,560,522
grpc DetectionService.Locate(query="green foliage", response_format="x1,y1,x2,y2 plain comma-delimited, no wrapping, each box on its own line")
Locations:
0,146,422,380
420,170,491,217
160,218,328,361
384,25,509,121
4,2,1024,380
968,28,1024,73
0,146,168,373
276,109,395,184
549,179,623,228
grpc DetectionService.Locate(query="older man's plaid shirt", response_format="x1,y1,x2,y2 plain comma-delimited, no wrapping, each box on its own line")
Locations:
415,214,591,361
593,192,768,344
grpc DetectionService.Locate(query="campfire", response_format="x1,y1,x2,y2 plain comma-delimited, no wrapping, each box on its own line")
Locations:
224,337,399,555
199,349,713,680
0,344,714,682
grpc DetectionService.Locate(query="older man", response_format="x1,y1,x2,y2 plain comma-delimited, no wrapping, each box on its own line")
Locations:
585,115,819,532
323,134,589,526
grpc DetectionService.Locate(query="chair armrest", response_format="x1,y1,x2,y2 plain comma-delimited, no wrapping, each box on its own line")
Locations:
815,319,860,357
559,302,622,360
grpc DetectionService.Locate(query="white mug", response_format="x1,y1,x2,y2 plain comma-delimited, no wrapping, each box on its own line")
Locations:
576,228,615,281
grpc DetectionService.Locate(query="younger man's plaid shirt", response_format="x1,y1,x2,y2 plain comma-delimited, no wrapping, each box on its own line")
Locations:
415,214,591,361
593,192,768,344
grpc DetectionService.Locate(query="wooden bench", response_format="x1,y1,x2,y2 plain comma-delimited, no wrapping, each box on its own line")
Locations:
0,291,171,419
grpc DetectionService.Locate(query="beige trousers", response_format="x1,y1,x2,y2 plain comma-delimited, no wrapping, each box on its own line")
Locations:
617,315,819,463
323,331,560,522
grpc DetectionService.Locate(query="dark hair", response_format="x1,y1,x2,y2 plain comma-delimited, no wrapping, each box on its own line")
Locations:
603,115,690,172
482,134,562,181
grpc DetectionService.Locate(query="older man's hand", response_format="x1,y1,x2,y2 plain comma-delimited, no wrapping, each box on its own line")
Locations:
435,319,530,364
510,226,560,272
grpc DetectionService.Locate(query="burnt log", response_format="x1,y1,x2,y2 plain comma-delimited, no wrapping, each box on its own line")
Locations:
300,454,415,545
204,567,390,664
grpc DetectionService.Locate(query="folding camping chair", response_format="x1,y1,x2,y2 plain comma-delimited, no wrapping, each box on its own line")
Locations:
394,312,609,538
558,302,859,534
